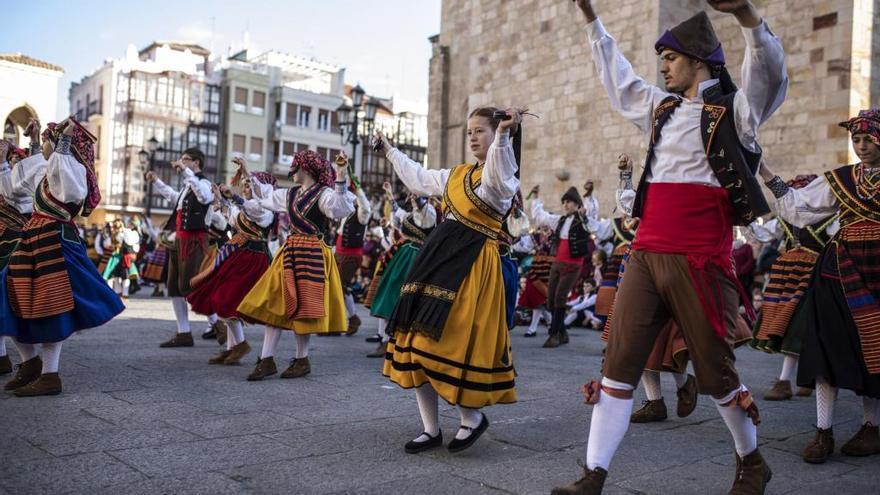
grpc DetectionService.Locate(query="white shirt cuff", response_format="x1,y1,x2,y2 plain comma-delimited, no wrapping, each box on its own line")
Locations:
585,18,607,42
742,19,772,47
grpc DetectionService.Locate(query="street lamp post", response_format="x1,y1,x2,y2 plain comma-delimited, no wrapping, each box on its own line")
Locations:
336,84,378,181
138,136,160,218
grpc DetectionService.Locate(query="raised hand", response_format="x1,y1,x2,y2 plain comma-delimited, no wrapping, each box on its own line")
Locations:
617,153,633,172
335,150,349,166
706,0,750,13
572,0,597,22
145,171,158,183
498,107,524,133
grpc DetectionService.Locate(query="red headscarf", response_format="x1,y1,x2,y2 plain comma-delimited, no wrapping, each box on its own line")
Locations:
839,108,880,146
289,150,335,188
42,119,101,216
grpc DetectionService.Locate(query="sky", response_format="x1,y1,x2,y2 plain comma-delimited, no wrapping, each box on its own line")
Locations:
3,0,442,119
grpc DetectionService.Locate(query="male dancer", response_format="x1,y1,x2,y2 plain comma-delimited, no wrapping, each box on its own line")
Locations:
146,148,214,348
554,1,787,494
334,181,371,336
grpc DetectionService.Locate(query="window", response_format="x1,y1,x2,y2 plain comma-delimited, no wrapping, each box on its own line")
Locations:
282,142,295,157
318,109,331,132
298,105,311,128
250,137,264,160
252,91,266,116
296,143,309,153
232,134,246,154
285,103,297,126
316,147,329,160
234,87,248,112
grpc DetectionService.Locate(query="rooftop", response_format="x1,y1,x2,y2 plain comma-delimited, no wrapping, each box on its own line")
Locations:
0,53,64,73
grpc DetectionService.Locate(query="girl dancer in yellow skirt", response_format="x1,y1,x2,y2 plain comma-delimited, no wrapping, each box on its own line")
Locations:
374,106,522,454
237,150,355,381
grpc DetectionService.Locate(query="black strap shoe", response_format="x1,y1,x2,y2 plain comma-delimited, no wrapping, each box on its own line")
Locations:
447,413,489,453
404,430,443,454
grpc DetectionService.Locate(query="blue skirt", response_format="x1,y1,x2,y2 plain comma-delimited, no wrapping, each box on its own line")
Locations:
0,234,125,344
501,254,519,330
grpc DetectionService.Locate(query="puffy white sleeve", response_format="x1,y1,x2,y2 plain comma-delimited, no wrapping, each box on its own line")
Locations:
413,203,437,229
586,19,666,133
529,198,562,229
748,218,781,243
206,206,228,231
477,129,520,214
238,199,275,228
392,207,408,229
355,188,372,225
182,167,214,205
258,188,291,213
386,147,449,197
0,162,11,198
13,154,49,198
774,178,838,228
47,135,88,204
588,217,614,242
318,183,356,220
615,189,636,217
152,178,180,203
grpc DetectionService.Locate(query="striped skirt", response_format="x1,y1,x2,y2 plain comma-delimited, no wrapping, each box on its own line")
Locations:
751,247,817,354
142,245,169,283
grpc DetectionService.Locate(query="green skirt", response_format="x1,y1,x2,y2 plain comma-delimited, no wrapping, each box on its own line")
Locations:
370,243,420,320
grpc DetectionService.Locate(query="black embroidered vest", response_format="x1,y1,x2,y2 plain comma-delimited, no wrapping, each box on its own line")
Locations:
633,83,769,226
163,172,211,232
340,209,367,248
551,214,590,259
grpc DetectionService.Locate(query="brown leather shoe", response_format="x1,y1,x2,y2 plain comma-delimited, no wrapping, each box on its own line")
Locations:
247,357,278,381
208,349,232,365
559,328,570,344
550,462,607,495
346,315,362,336
543,333,561,348
802,427,834,464
729,449,771,495
0,355,12,375
160,332,194,348
223,341,252,365
631,399,668,423
214,320,229,346
4,356,42,391
841,423,880,457
366,341,387,358
763,379,793,401
676,374,698,418
13,373,62,397
796,387,813,397
151,286,165,297
280,357,311,379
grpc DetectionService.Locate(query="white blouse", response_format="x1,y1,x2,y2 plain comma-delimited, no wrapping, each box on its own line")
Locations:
259,182,356,221
0,154,48,214
47,138,88,205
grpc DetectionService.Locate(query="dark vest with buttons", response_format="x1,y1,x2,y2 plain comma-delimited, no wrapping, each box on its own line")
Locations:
340,207,367,248
633,83,769,226
163,172,211,232
551,214,590,259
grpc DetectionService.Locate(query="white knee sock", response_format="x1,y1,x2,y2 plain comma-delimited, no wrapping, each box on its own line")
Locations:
377,319,389,342
414,384,440,440
295,334,310,359
641,371,662,401
41,342,63,373
261,326,282,358
456,406,484,440
171,297,190,334
863,397,879,425
816,377,838,429
208,313,219,325
228,319,245,346
542,309,552,323
223,319,236,350
14,340,38,362
122,279,131,297
344,293,356,319
586,377,635,470
779,355,797,382
564,312,578,327
0,337,7,357
713,385,758,457
672,371,688,390
527,312,541,334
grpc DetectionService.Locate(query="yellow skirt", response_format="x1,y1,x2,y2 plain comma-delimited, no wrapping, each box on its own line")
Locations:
383,240,517,408
236,242,346,334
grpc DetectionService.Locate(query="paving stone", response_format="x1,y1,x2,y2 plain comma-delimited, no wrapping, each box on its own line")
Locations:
0,452,145,495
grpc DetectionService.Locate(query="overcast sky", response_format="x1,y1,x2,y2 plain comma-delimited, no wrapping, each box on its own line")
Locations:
3,0,442,118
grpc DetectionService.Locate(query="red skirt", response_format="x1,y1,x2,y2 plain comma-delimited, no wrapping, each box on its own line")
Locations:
518,278,548,309
187,248,270,319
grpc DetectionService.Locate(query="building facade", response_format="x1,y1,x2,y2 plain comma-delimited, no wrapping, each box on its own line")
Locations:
0,54,63,148
428,0,880,214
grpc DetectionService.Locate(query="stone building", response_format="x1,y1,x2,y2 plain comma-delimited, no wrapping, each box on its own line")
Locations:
427,0,880,214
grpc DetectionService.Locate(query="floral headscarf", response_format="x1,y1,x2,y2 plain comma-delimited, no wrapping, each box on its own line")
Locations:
42,119,101,216
289,150,335,188
839,108,880,146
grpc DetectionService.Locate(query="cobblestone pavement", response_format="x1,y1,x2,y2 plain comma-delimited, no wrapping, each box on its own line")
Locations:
1,295,876,494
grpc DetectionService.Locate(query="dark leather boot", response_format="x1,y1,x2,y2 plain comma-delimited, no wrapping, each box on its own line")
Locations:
366,341,387,358
247,357,277,381
676,374,698,418
551,462,608,495
280,357,311,379
729,449,772,495
763,379,793,401
208,349,232,365
160,332,194,348
630,399,668,423
346,315,362,336
841,423,880,457
223,341,251,365
802,427,834,464
4,356,42,391
13,372,63,397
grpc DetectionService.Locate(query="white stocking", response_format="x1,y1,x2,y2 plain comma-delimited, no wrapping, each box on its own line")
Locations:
122,279,131,297
456,406,483,440
816,377,838,429
228,319,245,346
295,334,310,359
207,313,219,325
344,293,356,319
779,354,797,382
672,371,688,390
414,384,440,440
41,342,63,374
863,397,879,426
14,340,38,362
641,371,662,401
713,385,758,457
564,311,578,327
527,311,542,334
261,326,282,359
171,297,191,333
377,319,389,342
585,377,635,470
